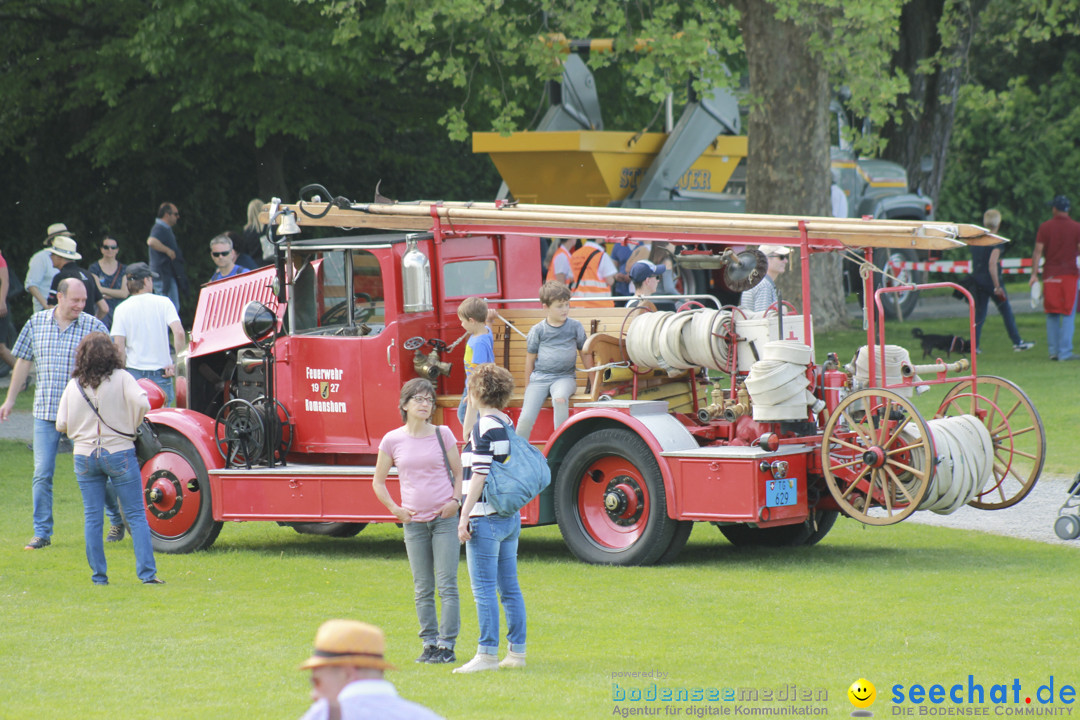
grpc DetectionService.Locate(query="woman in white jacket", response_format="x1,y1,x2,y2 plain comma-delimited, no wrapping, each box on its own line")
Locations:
56,332,163,586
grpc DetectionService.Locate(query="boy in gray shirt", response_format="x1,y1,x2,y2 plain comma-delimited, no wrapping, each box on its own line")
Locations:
516,282,590,441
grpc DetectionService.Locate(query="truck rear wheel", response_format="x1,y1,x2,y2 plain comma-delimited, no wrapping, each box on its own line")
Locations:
554,428,681,566
716,509,838,547
142,428,223,554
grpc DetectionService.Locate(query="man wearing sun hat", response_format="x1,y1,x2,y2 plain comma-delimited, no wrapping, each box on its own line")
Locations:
24,223,68,312
297,619,445,720
46,236,109,320
739,244,790,313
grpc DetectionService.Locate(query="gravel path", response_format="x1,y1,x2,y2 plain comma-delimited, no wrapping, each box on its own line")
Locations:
906,471,1080,548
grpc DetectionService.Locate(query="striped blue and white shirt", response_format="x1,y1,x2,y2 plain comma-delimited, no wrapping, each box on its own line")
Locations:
461,412,512,517
12,310,109,421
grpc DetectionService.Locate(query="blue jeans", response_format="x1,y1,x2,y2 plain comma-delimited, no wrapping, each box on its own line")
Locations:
127,367,174,407
152,274,180,314
402,515,460,649
32,420,123,539
465,514,526,656
74,448,157,584
31,418,61,538
973,285,1022,347
1046,287,1078,360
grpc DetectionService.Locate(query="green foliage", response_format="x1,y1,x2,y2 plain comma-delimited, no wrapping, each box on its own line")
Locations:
938,52,1080,250
326,0,744,141
0,0,501,324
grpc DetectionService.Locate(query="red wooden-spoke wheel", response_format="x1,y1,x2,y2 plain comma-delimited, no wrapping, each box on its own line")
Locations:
934,376,1045,509
554,428,690,565
821,389,934,525
142,429,222,554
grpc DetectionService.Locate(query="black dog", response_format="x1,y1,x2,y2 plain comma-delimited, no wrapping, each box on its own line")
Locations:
911,328,971,358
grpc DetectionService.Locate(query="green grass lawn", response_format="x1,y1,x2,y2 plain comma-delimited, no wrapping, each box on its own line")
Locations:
1,437,1077,720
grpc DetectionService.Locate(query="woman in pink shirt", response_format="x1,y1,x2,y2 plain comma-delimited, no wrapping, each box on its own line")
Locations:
373,378,464,664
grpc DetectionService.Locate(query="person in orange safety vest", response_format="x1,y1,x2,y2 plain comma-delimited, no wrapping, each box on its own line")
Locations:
568,241,617,308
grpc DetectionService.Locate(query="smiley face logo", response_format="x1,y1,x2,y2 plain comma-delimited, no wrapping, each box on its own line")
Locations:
848,678,876,709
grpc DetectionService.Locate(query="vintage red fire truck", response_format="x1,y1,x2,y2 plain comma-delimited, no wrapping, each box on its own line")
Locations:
138,191,1044,565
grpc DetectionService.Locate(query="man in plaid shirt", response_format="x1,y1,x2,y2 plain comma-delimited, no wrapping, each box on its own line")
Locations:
0,278,109,550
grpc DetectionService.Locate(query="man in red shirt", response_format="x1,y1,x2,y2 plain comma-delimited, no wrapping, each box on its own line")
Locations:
1031,195,1080,360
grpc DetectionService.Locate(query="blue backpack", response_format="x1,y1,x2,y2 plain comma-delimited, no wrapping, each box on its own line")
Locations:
473,416,552,517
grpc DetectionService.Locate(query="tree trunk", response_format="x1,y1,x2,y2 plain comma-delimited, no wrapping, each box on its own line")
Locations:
735,0,847,329
255,134,289,201
880,0,987,212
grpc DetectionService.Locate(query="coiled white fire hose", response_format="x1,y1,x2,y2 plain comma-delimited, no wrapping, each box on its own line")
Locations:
627,308,735,373
744,342,825,421
898,415,994,515
850,345,925,398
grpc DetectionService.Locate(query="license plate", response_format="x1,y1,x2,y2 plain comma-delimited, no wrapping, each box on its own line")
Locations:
766,478,797,507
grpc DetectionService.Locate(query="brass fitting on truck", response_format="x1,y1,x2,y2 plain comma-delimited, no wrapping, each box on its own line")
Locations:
722,384,751,422
413,349,452,380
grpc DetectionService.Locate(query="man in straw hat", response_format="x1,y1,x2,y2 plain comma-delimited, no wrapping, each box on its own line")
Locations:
297,619,444,720
46,235,109,321
24,223,68,312
0,277,110,550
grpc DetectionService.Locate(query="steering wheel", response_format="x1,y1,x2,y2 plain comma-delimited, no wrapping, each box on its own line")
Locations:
320,292,375,326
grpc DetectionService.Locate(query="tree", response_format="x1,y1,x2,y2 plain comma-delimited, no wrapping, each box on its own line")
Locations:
880,0,1080,212
0,0,500,322
330,0,909,328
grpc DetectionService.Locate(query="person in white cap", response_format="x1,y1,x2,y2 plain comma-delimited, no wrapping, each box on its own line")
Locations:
24,223,67,312
739,245,790,313
46,236,109,320
298,619,445,720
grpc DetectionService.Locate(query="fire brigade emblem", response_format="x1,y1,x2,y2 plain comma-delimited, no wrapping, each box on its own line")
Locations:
320,382,330,399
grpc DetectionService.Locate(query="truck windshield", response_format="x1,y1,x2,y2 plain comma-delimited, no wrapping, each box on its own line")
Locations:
290,249,385,334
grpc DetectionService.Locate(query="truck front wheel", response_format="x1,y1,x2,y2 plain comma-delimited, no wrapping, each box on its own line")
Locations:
142,428,223,554
554,428,684,566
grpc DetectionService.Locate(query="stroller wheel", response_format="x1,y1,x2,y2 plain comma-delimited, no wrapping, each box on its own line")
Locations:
1054,514,1080,541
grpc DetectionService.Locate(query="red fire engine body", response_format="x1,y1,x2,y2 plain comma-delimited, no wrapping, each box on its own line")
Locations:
138,197,1044,565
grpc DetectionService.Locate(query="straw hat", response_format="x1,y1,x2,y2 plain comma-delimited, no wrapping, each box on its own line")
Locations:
298,620,396,671
49,236,82,261
45,222,72,245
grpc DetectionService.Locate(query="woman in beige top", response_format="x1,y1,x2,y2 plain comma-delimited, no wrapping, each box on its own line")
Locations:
56,332,162,586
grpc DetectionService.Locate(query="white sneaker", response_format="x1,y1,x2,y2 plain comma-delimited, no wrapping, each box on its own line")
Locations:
453,654,499,674
499,651,526,669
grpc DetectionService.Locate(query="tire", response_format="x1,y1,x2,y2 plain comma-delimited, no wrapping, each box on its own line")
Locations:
554,428,681,566
871,248,922,320
142,428,223,554
1054,515,1080,541
290,522,368,538
717,509,838,547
